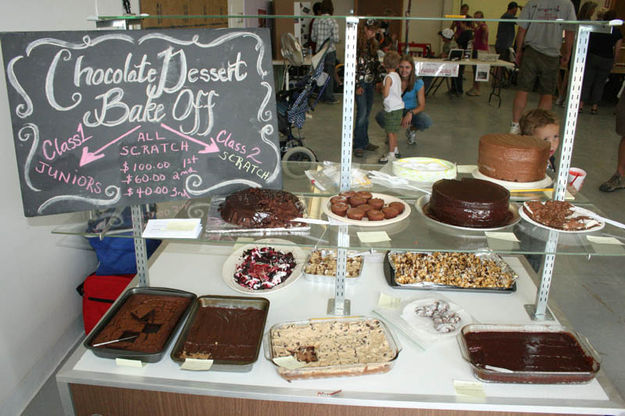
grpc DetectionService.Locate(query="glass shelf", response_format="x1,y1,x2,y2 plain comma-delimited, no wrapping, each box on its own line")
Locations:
52,163,623,257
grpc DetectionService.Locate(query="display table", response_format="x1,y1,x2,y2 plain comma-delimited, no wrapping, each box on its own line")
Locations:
56,242,625,416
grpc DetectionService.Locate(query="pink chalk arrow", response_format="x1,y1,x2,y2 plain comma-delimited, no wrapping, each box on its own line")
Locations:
160,123,219,154
79,125,142,167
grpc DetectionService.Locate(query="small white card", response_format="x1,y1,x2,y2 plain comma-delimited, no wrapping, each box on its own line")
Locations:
485,232,520,242
587,236,623,245
453,379,485,398
377,293,401,309
142,218,202,239
115,358,144,368
273,356,307,369
181,358,214,371
457,165,476,174
357,231,391,243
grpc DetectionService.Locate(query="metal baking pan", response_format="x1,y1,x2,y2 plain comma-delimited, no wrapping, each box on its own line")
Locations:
171,295,269,372
457,323,601,384
84,287,195,363
264,316,400,381
384,250,517,293
303,249,363,285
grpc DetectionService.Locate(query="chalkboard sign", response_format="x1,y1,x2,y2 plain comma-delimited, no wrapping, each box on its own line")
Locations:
2,28,281,217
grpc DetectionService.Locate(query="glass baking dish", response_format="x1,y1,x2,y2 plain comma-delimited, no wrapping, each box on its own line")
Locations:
457,323,601,384
170,295,269,372
303,249,363,285
264,316,400,381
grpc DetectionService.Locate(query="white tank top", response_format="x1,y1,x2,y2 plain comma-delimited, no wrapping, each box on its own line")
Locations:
383,72,405,112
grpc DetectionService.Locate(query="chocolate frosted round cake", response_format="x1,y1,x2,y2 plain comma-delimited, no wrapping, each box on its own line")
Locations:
429,178,511,228
478,134,550,182
219,188,304,228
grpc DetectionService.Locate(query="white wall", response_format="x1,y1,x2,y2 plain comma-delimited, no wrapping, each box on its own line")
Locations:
0,2,108,415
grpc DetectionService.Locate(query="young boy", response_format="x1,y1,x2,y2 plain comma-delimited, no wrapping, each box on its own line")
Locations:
518,109,561,274
519,109,560,172
379,51,405,163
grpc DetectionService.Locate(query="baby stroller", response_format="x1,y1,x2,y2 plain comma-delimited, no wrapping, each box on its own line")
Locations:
277,37,332,168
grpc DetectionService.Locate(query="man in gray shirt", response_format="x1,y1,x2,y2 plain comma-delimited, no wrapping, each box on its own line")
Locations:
495,2,519,62
510,0,576,134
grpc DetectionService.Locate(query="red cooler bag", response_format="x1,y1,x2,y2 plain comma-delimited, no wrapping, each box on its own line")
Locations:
81,273,134,334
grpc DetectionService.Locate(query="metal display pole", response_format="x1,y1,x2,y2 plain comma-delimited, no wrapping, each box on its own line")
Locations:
328,16,359,316
131,205,149,287
525,24,592,320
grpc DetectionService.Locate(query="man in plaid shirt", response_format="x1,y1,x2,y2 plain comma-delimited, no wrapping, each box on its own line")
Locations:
311,0,339,103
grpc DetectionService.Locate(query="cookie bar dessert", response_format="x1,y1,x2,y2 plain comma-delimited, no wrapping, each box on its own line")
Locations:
269,318,398,380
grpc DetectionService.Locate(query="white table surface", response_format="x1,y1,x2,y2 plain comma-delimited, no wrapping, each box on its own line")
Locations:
61,242,625,415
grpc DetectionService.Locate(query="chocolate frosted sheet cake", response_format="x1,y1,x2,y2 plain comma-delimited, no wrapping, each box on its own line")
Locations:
269,318,398,380
429,178,511,228
459,325,600,383
90,293,192,354
219,188,304,228
179,306,267,362
478,134,550,182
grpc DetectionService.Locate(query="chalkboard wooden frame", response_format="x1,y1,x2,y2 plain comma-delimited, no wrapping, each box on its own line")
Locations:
2,28,281,217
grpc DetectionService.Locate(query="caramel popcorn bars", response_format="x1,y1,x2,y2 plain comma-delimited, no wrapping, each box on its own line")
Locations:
389,251,515,289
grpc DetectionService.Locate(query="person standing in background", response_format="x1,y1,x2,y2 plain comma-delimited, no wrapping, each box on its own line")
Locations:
599,88,625,192
495,2,519,62
305,2,322,54
555,1,597,107
449,4,473,97
353,19,381,157
509,0,577,134
579,8,622,114
311,0,339,104
466,11,489,96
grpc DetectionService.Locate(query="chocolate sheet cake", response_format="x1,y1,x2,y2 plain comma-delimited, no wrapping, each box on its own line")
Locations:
90,293,192,354
179,306,266,362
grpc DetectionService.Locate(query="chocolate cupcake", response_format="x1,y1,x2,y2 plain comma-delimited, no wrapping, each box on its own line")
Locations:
347,208,365,220
382,206,399,219
358,203,373,213
349,196,366,207
340,191,357,199
356,191,372,201
367,209,385,221
389,201,405,214
331,202,349,217
368,198,384,210
330,196,348,205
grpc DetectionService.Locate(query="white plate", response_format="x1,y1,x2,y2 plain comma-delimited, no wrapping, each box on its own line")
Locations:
519,202,605,234
472,167,552,190
416,195,520,232
222,238,306,295
400,298,471,338
322,193,411,227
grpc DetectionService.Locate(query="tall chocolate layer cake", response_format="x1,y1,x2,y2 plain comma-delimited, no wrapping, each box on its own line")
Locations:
219,188,304,228
478,134,550,182
429,178,511,228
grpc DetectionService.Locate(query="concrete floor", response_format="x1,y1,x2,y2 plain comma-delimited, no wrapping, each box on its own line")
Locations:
22,81,625,415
